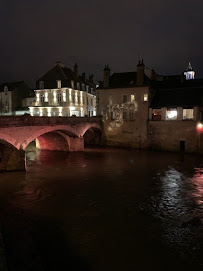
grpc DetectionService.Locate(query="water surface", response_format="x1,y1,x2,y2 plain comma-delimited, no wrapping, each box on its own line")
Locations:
0,148,203,270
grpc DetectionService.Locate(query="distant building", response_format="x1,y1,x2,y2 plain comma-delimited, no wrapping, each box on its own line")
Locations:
98,61,203,153
0,81,33,115
97,60,155,148
30,62,97,117
149,76,203,153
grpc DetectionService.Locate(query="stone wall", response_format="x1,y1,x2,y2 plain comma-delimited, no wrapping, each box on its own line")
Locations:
148,120,199,153
98,86,149,148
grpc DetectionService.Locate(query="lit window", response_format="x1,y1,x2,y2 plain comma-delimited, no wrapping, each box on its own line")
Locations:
152,109,162,120
167,108,177,120
57,80,61,88
131,95,135,102
123,95,127,103
58,93,62,102
183,108,193,120
129,111,135,120
144,94,148,101
123,111,127,120
40,94,45,102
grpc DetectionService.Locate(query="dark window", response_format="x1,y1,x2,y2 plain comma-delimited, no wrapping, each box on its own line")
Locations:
179,141,185,152
123,95,127,103
123,111,127,120
152,109,162,120
129,111,135,120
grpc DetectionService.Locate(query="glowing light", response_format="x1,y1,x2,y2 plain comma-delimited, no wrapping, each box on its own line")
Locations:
69,89,72,103
144,94,148,102
45,92,48,102
167,109,177,120
80,93,83,104
63,91,66,102
48,107,52,117
40,108,43,117
58,107,62,117
36,93,40,102
131,95,135,102
29,107,34,116
75,92,78,105
197,122,203,133
70,106,76,111
53,91,57,103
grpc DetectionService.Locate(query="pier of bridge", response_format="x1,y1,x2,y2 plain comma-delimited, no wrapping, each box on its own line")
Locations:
0,116,102,172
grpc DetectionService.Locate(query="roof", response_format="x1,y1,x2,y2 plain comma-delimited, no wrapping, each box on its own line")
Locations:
150,87,203,108
104,71,150,89
0,81,24,92
37,64,79,82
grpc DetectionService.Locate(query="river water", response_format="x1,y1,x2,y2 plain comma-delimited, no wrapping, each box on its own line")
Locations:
0,148,203,270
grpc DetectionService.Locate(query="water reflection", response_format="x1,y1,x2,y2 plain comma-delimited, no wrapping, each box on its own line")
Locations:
191,167,203,207
0,148,203,270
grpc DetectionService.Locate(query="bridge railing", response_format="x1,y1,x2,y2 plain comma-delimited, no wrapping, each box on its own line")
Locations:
0,116,102,127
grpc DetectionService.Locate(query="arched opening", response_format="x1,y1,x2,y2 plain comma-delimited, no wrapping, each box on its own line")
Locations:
36,131,70,151
83,127,102,147
0,139,25,172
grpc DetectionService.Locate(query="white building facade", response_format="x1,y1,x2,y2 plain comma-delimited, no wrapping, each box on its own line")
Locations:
30,62,96,117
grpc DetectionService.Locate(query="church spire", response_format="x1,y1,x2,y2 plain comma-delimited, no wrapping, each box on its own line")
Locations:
184,62,195,80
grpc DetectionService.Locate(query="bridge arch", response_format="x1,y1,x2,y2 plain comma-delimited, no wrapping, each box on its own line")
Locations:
0,132,20,149
80,123,102,137
83,124,102,146
21,125,80,150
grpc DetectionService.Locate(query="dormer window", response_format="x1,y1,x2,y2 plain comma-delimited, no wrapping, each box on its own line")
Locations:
71,80,74,89
4,86,8,95
57,80,61,88
77,82,80,90
39,81,44,89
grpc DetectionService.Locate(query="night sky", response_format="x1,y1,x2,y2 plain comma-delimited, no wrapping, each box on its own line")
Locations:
1,0,203,87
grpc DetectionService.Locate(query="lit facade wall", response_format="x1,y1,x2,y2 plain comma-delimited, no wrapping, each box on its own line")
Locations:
30,87,96,117
97,86,149,148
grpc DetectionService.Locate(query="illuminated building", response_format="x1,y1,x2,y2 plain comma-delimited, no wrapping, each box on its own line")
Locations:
30,62,96,117
98,61,203,153
149,75,203,152
97,60,154,149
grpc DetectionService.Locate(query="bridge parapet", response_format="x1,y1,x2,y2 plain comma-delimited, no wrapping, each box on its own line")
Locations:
0,116,102,128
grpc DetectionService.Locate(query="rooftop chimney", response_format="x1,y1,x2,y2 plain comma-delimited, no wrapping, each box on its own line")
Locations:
103,65,110,88
74,62,79,77
136,59,145,86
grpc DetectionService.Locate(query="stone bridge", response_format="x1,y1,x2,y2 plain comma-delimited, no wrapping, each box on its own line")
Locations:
0,116,103,172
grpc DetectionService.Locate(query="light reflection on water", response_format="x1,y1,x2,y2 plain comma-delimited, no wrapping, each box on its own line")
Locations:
0,148,203,270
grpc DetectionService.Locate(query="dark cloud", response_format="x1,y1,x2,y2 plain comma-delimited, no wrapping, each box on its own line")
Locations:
0,0,203,86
